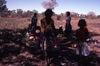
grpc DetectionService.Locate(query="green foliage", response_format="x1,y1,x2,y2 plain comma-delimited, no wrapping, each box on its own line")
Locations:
0,0,7,12
0,0,8,17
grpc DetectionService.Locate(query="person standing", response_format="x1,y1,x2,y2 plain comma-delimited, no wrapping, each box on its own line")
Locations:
27,13,38,35
31,13,38,27
41,9,56,39
65,11,72,39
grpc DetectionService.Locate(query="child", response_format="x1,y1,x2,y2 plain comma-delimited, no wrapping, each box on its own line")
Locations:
31,13,38,27
65,11,72,39
27,23,36,35
76,19,90,56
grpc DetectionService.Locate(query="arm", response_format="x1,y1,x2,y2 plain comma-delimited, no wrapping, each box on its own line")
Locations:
85,28,90,39
41,19,45,32
51,19,55,30
31,16,34,23
41,19,45,27
66,17,71,27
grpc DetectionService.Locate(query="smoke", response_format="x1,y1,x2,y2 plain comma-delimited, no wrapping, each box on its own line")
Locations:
41,0,58,10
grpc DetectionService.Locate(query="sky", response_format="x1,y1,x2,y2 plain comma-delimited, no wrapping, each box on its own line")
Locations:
6,0,100,15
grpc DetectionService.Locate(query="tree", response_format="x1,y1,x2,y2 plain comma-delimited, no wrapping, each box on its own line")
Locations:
16,9,23,17
22,10,33,18
87,11,96,19
71,12,79,18
10,10,17,17
41,0,58,9
0,0,7,11
97,15,100,18
0,0,8,17
33,10,38,13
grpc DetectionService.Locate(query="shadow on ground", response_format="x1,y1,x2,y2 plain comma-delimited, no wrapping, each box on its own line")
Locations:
0,29,100,66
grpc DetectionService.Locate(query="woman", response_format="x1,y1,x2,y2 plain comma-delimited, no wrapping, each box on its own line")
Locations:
41,9,55,39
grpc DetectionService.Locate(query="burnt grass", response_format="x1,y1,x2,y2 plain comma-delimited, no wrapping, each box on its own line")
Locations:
0,29,100,66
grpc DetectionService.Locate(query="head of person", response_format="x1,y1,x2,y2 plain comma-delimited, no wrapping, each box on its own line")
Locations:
45,9,53,18
36,26,41,31
78,19,87,27
34,13,37,17
66,11,70,17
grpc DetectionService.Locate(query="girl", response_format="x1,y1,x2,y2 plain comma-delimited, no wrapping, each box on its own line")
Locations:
76,19,90,56
65,11,72,39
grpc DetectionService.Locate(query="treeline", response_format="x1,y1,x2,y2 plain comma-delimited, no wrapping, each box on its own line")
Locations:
0,0,38,18
0,0,100,18
1,9,100,19
0,9,39,18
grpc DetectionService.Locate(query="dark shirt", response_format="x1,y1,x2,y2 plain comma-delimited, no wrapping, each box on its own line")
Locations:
76,27,89,42
31,16,37,26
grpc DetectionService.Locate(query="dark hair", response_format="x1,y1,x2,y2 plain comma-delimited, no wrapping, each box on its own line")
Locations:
36,26,41,30
34,13,37,16
78,19,87,27
66,11,70,16
45,9,53,17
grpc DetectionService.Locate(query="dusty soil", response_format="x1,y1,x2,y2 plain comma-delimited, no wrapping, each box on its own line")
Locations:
0,17,100,66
